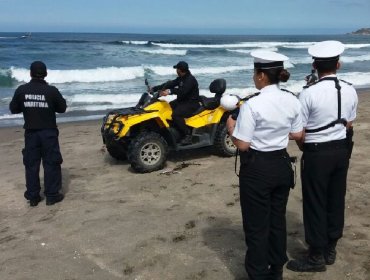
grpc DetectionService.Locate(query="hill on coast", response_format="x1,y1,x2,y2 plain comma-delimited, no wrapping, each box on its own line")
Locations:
351,28,370,35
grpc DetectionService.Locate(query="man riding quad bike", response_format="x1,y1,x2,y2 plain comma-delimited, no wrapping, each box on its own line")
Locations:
101,78,237,173
151,61,201,146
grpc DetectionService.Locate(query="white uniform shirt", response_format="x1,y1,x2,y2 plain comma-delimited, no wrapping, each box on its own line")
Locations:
233,84,303,151
299,74,358,143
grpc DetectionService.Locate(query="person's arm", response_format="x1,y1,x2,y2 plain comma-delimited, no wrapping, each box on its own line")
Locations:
346,88,358,127
53,87,67,113
290,129,304,151
296,90,310,150
232,137,251,151
289,100,304,143
230,103,255,152
227,116,251,150
151,78,179,93
9,89,22,114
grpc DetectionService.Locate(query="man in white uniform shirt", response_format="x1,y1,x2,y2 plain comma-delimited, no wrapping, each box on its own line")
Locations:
287,41,358,273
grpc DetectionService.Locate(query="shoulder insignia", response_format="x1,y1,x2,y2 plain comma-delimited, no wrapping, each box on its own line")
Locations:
241,92,260,102
281,88,298,96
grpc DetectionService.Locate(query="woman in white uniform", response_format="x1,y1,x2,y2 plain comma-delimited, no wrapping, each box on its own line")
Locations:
227,50,303,280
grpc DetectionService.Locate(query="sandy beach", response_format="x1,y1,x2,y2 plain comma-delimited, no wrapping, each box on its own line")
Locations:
0,90,369,280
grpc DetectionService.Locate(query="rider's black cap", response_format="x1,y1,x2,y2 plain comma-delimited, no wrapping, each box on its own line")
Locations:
173,61,189,71
30,61,47,77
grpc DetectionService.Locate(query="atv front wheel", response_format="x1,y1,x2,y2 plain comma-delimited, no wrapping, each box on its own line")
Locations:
214,123,237,157
106,141,127,160
128,131,168,173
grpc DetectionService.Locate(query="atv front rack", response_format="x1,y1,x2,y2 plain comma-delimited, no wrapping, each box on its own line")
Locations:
101,107,158,139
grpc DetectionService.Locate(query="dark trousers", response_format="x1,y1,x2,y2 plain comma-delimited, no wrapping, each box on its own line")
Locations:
23,129,63,199
239,149,293,280
301,140,349,250
170,100,199,137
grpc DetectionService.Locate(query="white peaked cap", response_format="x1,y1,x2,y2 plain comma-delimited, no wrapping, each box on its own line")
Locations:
308,40,345,59
251,50,289,69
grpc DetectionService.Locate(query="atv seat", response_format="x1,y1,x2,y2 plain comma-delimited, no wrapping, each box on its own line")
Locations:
191,95,220,115
192,78,226,115
201,95,221,109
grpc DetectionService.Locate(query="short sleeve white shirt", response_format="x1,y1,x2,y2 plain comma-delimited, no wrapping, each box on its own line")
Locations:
232,84,303,151
299,74,358,143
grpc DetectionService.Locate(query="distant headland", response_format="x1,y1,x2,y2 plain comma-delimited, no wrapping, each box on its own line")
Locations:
350,28,370,35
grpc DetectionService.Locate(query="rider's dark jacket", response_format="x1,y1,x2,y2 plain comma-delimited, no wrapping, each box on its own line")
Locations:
151,72,199,103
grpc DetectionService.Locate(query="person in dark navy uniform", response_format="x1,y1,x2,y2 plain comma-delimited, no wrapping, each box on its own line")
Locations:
287,41,358,272
305,69,318,86
9,61,67,206
227,50,303,280
151,61,200,145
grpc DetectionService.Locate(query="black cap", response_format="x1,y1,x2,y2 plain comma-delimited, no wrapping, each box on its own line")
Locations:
173,61,189,71
30,61,47,77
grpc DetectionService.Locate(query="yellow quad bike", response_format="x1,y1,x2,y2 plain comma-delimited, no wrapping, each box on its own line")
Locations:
101,78,236,173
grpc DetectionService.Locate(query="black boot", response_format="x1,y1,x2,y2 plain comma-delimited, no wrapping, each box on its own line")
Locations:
269,265,283,280
286,248,326,272
325,241,337,265
24,192,42,207
46,193,64,206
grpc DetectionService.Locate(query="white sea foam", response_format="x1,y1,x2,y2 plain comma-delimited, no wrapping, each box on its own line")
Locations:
138,49,187,55
149,65,251,76
67,104,137,111
152,41,370,51
10,66,145,83
69,93,140,104
0,113,23,120
121,40,149,45
280,42,315,49
227,49,252,54
341,54,370,63
11,65,254,84
152,41,318,49
344,43,370,49
291,54,370,64
289,57,314,65
227,47,279,54
192,66,251,75
287,54,370,65
338,72,370,86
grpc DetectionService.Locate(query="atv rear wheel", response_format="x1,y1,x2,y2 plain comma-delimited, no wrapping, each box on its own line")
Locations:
128,131,168,173
214,123,237,157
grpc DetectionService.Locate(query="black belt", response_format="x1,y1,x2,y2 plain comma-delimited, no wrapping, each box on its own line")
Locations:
247,148,287,158
303,139,347,151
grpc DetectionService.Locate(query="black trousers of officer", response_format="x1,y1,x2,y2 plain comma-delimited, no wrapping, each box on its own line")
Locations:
301,140,349,251
23,128,63,199
239,149,293,280
170,99,200,137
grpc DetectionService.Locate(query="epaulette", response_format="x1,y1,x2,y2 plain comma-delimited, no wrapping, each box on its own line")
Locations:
241,92,260,102
281,88,298,97
339,79,352,86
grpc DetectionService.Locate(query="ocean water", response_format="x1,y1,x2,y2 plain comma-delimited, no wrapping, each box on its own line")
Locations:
1,32,369,127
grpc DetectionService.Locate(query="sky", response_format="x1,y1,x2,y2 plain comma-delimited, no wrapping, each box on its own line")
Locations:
0,0,369,35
